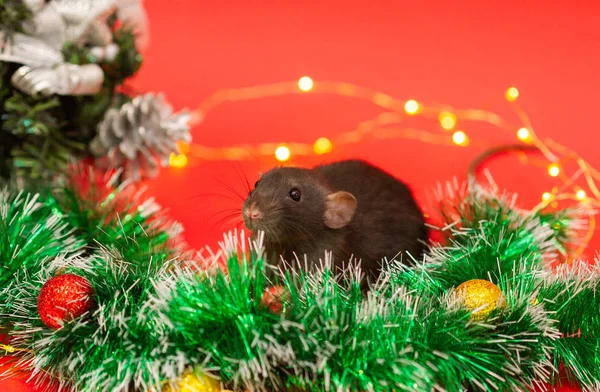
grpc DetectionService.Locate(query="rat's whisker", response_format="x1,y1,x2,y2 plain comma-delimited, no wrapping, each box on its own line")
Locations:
281,220,310,241
282,218,319,247
201,209,243,227
211,176,246,201
208,215,244,234
204,211,245,233
265,226,283,251
231,161,252,194
186,193,243,203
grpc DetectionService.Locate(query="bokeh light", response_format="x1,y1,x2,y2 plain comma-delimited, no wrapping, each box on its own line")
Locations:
275,145,291,161
404,99,419,115
548,163,561,177
505,87,519,102
313,137,333,154
298,76,314,92
169,153,188,168
452,130,469,146
517,127,531,142
439,112,457,130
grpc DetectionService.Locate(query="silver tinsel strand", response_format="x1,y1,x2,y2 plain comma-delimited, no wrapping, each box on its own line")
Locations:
90,93,191,181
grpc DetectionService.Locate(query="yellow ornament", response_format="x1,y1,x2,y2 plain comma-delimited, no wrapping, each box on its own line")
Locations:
163,371,223,392
453,279,505,321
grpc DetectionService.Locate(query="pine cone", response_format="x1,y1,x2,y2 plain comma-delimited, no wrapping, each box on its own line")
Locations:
90,93,191,181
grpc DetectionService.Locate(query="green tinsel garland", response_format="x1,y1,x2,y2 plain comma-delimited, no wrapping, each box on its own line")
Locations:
0,168,190,390
1,176,598,391
0,186,81,288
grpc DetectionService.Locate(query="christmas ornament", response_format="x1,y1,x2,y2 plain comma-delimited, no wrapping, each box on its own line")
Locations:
163,370,223,392
0,31,64,67
11,63,104,96
37,274,96,329
453,279,505,321
0,0,140,97
89,93,191,181
44,0,118,44
262,285,287,313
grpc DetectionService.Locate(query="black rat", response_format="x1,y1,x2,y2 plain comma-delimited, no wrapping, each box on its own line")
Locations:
241,159,428,283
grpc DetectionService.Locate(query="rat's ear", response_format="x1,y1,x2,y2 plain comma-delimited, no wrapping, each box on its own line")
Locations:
324,191,357,229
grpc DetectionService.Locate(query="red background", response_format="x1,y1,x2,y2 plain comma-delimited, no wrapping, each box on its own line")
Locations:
3,0,599,390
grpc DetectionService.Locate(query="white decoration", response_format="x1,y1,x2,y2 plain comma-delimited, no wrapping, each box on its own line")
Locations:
0,31,63,67
90,93,191,181
0,0,148,97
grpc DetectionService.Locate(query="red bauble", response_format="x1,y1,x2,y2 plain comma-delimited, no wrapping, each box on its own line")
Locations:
262,285,288,313
37,274,96,329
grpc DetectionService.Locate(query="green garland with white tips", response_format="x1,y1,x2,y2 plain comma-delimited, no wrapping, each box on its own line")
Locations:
1,176,598,391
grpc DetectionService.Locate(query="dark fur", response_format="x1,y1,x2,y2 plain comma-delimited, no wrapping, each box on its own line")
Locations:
242,159,428,282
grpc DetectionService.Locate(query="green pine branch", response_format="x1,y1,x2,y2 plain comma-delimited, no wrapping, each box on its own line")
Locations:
1,91,85,179
0,0,31,38
0,8,144,181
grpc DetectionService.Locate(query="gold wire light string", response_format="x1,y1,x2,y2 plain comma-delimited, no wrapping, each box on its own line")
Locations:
467,143,596,258
508,101,559,162
184,79,597,201
545,139,600,200
185,127,484,163
0,342,214,389
509,100,600,202
510,103,600,213
186,113,452,162
367,127,490,148
184,80,546,163
178,78,599,255
189,81,405,127
541,192,597,259
1,343,85,385
185,79,599,206
0,344,33,355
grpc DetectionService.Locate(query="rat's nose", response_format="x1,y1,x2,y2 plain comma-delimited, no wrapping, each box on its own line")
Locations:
244,206,263,220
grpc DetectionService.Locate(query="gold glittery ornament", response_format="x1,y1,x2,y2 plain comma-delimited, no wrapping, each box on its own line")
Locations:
163,371,223,392
453,279,505,321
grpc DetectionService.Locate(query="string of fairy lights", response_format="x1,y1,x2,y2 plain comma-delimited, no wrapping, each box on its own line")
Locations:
168,76,599,257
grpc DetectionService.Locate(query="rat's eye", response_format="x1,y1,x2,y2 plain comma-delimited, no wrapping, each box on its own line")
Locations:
289,188,301,202
254,180,261,188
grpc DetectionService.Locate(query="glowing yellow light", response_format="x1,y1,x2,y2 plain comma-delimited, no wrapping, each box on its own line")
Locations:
404,99,419,115
505,87,519,102
517,127,531,142
548,163,560,177
298,76,314,92
452,130,469,146
542,192,552,201
169,153,188,168
439,112,456,130
576,190,587,200
275,145,291,162
313,137,333,155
